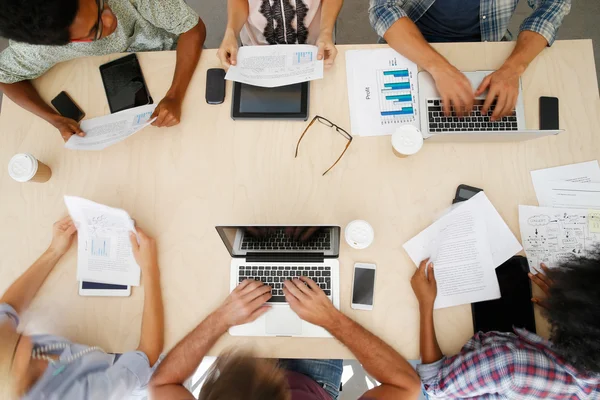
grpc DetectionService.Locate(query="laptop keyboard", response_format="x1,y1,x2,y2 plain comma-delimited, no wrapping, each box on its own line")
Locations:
238,265,332,303
241,228,331,251
427,99,518,133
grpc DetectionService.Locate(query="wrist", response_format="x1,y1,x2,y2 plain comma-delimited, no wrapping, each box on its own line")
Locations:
211,308,233,332
45,246,66,260
318,29,333,39
164,89,185,103
321,308,345,332
419,302,435,315
501,58,527,76
46,112,64,127
426,57,453,80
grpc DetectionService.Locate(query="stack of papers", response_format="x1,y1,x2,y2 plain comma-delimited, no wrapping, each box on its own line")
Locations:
65,104,157,151
519,161,600,271
65,196,140,286
345,48,420,136
531,161,600,209
225,45,323,88
403,192,522,309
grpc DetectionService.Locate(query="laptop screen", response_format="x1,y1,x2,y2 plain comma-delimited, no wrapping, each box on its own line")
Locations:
216,226,341,258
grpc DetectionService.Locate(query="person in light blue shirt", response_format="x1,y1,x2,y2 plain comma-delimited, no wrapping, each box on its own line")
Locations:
0,216,164,400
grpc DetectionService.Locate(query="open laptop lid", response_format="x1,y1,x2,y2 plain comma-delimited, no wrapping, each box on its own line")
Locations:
216,225,341,258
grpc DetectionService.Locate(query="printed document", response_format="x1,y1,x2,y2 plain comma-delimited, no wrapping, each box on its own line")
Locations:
225,45,323,87
404,196,501,309
519,205,600,271
65,196,140,286
432,192,522,268
65,104,157,151
531,161,600,206
345,48,419,136
535,181,600,209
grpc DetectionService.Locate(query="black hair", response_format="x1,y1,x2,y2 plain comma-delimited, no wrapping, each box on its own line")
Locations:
544,249,600,373
0,0,79,45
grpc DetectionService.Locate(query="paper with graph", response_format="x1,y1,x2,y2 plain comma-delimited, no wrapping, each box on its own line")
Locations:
519,205,600,272
346,48,420,136
65,196,140,286
225,45,323,87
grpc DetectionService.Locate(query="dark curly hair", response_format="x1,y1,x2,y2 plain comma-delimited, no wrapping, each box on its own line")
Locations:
0,0,79,45
544,250,600,373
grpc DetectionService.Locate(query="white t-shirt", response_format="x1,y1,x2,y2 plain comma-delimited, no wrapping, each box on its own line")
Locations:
241,0,322,46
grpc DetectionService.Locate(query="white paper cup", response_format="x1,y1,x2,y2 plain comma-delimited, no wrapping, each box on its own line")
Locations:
391,126,423,157
8,153,52,183
345,220,375,249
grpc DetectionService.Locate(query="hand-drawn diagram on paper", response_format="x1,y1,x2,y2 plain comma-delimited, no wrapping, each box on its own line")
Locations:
519,205,600,271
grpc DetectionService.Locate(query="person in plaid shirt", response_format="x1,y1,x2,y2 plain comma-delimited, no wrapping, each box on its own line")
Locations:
410,255,600,399
368,0,571,122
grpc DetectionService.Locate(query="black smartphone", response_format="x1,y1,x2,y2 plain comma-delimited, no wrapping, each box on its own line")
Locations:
539,96,559,130
100,54,153,114
51,91,85,122
206,68,226,104
453,184,483,204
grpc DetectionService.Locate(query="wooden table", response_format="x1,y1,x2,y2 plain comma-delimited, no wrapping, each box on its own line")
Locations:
0,42,598,360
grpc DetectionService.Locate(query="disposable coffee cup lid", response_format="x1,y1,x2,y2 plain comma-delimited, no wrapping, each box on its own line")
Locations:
345,220,374,249
391,125,423,155
8,153,38,182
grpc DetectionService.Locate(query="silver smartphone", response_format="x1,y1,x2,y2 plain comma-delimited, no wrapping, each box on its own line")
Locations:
351,263,376,310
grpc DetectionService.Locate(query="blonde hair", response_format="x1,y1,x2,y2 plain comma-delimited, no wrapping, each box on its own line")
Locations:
0,322,20,400
199,350,290,400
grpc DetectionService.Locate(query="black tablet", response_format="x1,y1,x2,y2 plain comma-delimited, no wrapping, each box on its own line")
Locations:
472,256,536,334
231,81,309,120
100,54,153,114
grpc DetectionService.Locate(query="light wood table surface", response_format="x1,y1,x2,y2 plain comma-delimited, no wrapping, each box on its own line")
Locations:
0,41,598,360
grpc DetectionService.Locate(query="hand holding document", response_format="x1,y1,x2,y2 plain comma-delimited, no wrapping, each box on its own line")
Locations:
404,202,500,309
65,104,157,151
65,196,140,286
225,45,323,88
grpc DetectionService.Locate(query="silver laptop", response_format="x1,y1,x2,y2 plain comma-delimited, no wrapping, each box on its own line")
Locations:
418,70,562,141
216,225,341,337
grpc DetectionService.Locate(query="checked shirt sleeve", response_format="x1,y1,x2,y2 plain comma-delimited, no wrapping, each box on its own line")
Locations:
417,334,517,399
520,0,572,46
368,0,410,38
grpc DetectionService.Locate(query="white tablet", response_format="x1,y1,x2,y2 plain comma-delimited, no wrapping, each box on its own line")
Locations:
79,281,131,297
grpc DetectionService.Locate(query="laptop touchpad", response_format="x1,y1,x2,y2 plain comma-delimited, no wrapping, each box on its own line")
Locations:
266,308,303,336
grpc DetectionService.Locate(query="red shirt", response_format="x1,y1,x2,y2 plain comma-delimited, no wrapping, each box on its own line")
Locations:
288,371,332,400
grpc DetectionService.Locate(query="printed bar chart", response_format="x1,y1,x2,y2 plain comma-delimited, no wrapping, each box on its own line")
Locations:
90,238,110,257
383,69,409,78
376,68,416,124
294,51,314,65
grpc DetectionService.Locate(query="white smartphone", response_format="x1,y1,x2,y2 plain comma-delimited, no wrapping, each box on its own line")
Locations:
79,281,131,297
351,263,376,310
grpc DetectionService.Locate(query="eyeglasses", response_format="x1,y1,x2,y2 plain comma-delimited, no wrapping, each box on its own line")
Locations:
295,115,353,176
72,0,105,43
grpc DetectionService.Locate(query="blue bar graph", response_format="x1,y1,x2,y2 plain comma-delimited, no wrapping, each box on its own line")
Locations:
385,94,412,102
90,238,110,257
383,69,409,78
294,51,313,65
381,108,414,116
383,82,411,91
377,67,416,123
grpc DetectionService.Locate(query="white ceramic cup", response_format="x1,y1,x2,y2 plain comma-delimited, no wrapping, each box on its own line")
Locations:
391,125,423,157
345,220,375,249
